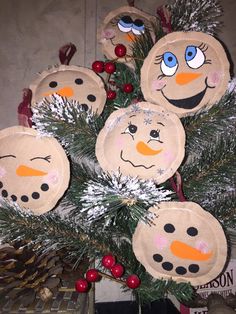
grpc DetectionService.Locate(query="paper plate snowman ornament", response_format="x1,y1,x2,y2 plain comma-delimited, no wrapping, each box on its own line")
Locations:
141,31,230,117
99,6,156,63
133,202,227,286
96,102,185,184
0,126,70,215
30,65,107,115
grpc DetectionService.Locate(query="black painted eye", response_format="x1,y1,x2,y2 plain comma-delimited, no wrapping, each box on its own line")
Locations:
118,15,133,33
187,227,198,236
164,223,175,233
81,104,89,111
121,15,133,24
128,124,137,134
75,78,83,85
132,19,145,35
49,81,58,88
150,130,160,139
87,94,96,102
133,19,144,27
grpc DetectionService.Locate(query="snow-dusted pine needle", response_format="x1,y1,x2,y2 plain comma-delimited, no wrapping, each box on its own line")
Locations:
80,172,172,225
168,0,223,35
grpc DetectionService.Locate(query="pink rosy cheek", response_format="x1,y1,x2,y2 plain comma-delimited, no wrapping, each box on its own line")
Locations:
208,71,221,87
0,166,6,178
163,151,174,163
151,79,166,91
102,28,116,39
44,170,59,185
196,240,211,254
154,234,168,249
116,137,125,149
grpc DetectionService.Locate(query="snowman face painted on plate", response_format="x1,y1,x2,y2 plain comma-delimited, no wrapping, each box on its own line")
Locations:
0,126,70,215
30,65,106,115
133,202,227,286
96,102,185,184
99,6,156,63
141,32,230,117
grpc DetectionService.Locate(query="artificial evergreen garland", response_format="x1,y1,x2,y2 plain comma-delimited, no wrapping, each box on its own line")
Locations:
167,0,223,35
0,0,235,308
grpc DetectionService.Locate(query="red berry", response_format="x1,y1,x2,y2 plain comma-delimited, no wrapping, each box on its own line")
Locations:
123,83,134,93
75,278,89,292
102,254,116,269
126,275,141,289
86,269,101,282
104,62,116,74
107,90,117,100
92,60,104,73
111,264,124,278
115,44,127,57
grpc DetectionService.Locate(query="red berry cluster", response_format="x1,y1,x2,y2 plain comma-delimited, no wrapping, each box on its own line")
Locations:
75,254,141,293
92,61,116,74
91,43,134,102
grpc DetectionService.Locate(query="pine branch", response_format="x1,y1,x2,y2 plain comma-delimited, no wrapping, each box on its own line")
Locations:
106,62,142,113
136,273,194,303
167,0,223,35
32,95,104,160
0,200,194,303
0,200,108,260
66,172,172,228
180,91,236,225
181,92,236,181
183,154,236,228
132,19,164,78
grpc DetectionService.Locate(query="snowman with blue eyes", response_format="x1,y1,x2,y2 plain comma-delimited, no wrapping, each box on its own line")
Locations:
99,6,156,63
141,31,230,117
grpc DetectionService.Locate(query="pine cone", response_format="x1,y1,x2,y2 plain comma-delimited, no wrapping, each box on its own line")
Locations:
0,241,87,307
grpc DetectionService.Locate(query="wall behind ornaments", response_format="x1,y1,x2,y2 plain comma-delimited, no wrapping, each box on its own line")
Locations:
0,0,235,129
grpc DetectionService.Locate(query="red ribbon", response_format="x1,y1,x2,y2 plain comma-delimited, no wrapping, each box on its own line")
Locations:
59,43,77,65
169,171,187,202
156,5,172,34
127,0,135,6
17,89,33,128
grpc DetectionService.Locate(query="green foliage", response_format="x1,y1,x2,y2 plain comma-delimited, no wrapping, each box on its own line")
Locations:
0,199,193,303
180,92,236,227
132,19,165,78
167,0,223,35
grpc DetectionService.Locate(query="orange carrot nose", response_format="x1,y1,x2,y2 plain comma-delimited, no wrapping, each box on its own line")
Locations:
170,240,213,261
125,33,135,42
176,72,202,85
43,86,74,97
16,165,48,177
136,141,162,156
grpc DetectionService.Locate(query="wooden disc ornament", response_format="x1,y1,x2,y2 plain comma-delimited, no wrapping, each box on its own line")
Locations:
99,6,156,63
141,31,230,117
132,202,228,286
30,65,107,115
96,102,185,184
0,126,70,215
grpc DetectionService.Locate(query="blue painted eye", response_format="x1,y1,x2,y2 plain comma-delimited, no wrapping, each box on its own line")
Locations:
185,46,197,61
161,52,178,76
118,16,133,33
132,19,145,35
185,46,205,69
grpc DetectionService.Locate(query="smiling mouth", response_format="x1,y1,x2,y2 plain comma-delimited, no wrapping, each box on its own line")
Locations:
161,78,215,109
120,150,155,169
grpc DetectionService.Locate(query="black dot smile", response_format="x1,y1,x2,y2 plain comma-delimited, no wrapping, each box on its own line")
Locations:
160,77,215,109
153,253,200,275
0,181,49,203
